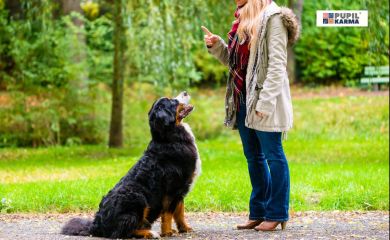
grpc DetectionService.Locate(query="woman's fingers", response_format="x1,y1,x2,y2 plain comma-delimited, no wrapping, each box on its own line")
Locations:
202,26,219,47
204,35,218,43
201,26,213,36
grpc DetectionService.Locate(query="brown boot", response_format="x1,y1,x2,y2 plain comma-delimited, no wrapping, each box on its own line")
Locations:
237,220,263,230
254,221,287,231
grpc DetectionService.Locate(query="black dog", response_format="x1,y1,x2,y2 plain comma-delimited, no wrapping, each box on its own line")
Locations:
62,91,200,238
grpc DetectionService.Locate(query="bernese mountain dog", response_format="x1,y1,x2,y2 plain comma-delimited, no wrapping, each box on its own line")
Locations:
62,91,201,239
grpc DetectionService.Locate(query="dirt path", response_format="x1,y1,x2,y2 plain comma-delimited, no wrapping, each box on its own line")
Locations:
0,211,388,240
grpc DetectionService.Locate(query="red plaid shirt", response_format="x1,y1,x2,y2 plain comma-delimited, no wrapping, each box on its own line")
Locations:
228,7,250,110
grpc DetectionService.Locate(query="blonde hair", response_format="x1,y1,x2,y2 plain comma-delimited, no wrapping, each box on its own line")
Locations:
237,0,270,47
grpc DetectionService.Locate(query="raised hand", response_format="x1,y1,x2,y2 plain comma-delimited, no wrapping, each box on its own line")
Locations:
201,26,220,47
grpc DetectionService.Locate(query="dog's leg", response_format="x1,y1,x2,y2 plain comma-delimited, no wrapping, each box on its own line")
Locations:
132,229,160,239
173,201,193,233
140,207,152,230
160,212,174,237
160,196,176,237
131,207,160,238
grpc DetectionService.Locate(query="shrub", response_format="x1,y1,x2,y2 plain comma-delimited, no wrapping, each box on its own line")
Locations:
0,5,108,147
294,0,389,84
0,88,107,147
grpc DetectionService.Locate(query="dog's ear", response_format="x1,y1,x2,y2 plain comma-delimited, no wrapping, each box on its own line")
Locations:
154,109,175,127
148,98,176,136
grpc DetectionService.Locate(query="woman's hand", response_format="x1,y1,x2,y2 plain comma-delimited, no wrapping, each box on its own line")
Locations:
256,111,267,118
201,26,220,47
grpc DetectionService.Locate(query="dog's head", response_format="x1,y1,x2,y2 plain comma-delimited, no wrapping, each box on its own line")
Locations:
148,91,194,139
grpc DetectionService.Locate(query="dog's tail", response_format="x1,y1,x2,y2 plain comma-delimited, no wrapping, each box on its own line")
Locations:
61,218,92,236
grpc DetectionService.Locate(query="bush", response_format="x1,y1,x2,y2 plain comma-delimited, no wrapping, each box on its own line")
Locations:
0,3,110,147
126,0,235,88
294,0,389,84
0,88,107,147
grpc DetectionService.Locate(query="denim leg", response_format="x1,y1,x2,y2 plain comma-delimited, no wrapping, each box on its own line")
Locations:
256,131,290,221
236,104,271,220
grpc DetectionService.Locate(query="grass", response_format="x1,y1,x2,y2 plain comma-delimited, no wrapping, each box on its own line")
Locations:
0,89,388,213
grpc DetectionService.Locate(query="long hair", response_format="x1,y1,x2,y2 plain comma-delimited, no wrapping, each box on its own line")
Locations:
237,0,270,47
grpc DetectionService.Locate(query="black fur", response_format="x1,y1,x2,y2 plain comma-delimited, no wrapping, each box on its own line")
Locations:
62,97,198,239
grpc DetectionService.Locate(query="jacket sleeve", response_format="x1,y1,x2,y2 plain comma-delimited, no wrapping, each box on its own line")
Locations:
255,14,288,115
206,36,229,66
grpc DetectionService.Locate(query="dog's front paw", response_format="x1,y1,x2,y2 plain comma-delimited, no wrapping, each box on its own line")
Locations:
160,231,174,237
133,230,160,239
147,230,161,239
178,225,193,233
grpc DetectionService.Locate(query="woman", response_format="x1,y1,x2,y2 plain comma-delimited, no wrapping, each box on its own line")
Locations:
202,0,299,231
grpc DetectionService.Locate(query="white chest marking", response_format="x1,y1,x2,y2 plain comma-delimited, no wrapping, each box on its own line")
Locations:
182,123,201,191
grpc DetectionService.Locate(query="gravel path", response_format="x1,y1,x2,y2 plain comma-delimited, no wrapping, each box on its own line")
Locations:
0,211,388,240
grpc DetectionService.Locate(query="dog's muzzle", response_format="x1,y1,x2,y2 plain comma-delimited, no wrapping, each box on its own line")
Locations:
175,91,191,105
175,91,194,121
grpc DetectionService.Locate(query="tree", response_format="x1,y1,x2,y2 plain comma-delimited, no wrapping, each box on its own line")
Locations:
108,0,126,148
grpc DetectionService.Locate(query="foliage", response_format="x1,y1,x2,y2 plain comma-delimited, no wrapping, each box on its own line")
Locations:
0,0,389,147
125,0,238,88
0,3,113,88
0,94,388,212
85,15,114,85
0,197,13,213
1,0,389,88
193,49,228,87
294,0,389,84
124,0,389,85
0,88,108,147
0,2,112,147
81,1,100,20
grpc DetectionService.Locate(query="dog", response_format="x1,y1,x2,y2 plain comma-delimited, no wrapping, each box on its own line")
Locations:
62,91,201,239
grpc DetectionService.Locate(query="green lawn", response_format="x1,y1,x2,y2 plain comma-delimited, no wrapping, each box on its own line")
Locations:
0,91,388,213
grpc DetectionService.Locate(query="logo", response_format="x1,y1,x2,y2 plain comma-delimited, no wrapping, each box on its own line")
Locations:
317,10,368,27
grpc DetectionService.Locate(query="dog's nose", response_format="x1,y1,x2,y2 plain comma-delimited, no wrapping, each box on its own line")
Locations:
183,91,188,96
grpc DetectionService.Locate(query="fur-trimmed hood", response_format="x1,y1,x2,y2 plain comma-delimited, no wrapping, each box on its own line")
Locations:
264,2,300,46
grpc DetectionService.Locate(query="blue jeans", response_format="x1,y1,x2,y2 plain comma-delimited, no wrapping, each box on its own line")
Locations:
236,101,290,222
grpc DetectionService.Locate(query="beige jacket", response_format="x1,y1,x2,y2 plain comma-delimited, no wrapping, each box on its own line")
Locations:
207,2,300,134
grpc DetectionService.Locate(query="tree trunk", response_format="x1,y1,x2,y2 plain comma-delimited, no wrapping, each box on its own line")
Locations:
109,0,126,148
287,0,303,83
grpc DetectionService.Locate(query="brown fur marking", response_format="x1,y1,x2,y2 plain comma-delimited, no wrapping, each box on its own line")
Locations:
160,196,174,236
173,201,193,233
161,212,174,236
139,207,152,229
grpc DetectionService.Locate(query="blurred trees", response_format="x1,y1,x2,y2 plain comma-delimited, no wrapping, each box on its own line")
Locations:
2,0,387,88
124,0,389,85
294,0,389,85
0,0,106,147
0,0,388,147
